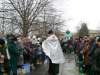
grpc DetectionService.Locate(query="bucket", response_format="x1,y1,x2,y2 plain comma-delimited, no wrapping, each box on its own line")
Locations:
21,64,30,74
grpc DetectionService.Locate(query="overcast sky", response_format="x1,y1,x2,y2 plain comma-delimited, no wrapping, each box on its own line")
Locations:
53,0,100,32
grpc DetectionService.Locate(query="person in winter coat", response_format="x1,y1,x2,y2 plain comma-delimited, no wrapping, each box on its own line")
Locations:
76,37,83,55
42,30,65,75
73,38,78,54
88,37,96,75
22,37,33,63
0,38,6,75
6,34,18,75
76,37,84,64
93,37,100,75
83,37,90,74
16,37,24,67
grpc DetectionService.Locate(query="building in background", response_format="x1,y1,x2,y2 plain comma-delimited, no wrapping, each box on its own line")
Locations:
89,30,100,37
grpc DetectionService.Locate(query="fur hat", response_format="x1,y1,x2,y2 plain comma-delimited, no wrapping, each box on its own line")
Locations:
0,38,5,45
48,30,54,34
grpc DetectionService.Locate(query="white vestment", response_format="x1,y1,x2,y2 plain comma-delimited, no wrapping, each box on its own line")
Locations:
42,34,65,63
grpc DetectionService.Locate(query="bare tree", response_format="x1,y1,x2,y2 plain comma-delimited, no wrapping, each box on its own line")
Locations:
8,0,50,36
36,5,65,36
0,0,17,34
0,0,65,37
24,3,65,37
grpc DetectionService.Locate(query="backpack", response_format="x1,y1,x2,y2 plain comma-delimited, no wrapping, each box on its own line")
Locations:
32,46,47,64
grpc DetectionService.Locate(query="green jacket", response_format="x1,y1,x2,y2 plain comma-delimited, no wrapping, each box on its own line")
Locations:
7,41,18,58
7,41,18,75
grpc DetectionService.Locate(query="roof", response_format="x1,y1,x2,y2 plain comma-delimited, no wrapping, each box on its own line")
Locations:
89,30,100,33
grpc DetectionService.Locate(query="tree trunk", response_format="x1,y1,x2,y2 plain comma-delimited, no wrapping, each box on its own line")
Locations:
22,19,29,37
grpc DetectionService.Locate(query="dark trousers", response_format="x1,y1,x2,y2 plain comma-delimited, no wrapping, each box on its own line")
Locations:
0,64,3,75
49,63,59,75
94,71,100,75
8,59,17,75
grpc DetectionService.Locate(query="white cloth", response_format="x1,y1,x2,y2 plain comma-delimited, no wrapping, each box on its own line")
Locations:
42,34,65,64
4,38,10,60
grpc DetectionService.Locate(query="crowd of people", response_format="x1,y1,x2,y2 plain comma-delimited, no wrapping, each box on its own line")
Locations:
0,30,65,75
72,35,100,75
0,33,34,75
0,30,100,75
